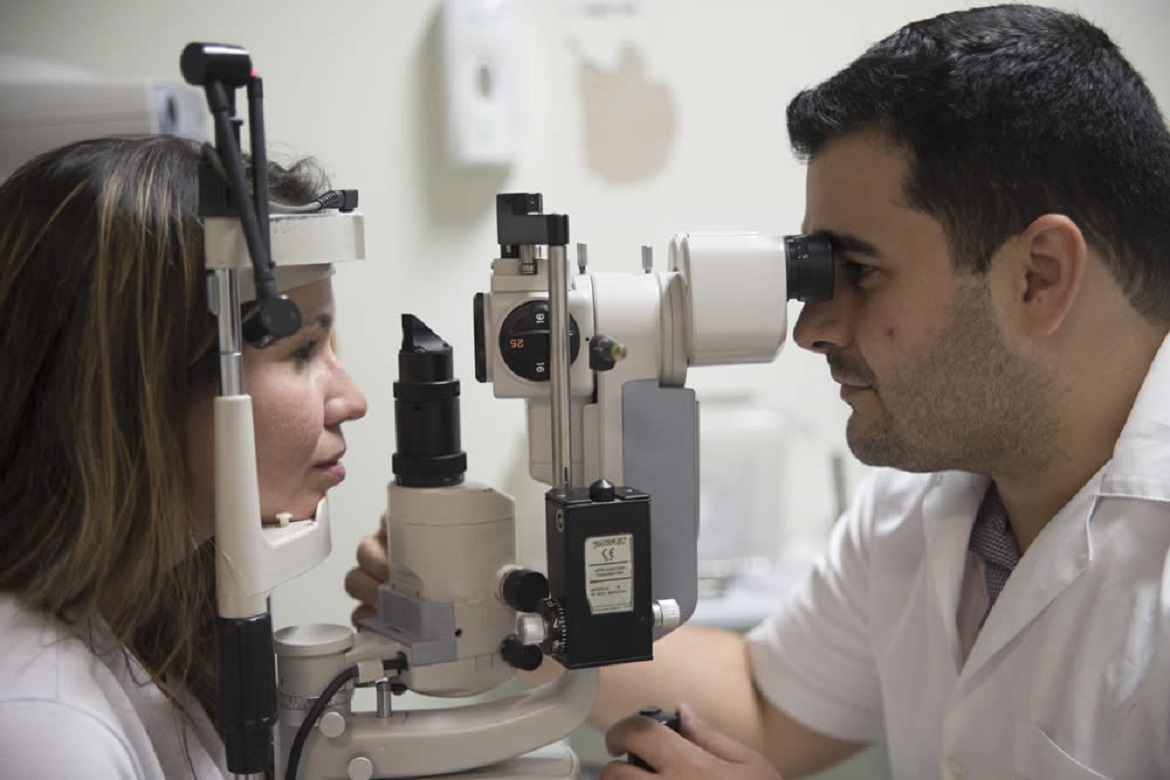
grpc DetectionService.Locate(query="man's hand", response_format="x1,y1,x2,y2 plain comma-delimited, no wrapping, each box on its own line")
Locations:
601,703,783,779
345,520,388,625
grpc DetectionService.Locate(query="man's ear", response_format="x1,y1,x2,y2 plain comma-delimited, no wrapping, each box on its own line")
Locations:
1002,214,1087,338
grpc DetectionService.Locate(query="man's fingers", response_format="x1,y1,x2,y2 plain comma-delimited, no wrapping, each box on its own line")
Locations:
676,702,757,764
356,528,389,582
604,713,651,756
605,713,678,770
598,759,651,779
345,567,381,608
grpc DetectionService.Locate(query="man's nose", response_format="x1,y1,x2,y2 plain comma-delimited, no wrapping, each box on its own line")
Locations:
793,288,856,354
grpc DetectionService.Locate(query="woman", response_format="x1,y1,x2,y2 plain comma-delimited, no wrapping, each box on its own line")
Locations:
0,135,367,777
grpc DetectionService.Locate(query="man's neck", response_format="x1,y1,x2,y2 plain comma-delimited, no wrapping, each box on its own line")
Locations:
994,460,1103,554
993,328,1167,553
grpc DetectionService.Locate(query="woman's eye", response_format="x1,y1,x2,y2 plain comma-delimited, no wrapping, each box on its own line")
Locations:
292,339,319,362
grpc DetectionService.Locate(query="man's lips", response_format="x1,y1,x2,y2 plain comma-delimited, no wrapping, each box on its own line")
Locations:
839,384,871,400
831,372,872,389
833,376,873,400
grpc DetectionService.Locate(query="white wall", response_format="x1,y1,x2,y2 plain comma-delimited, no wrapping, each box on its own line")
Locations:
3,0,1168,635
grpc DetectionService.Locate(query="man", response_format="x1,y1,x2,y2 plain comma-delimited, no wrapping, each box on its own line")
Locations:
350,5,1170,777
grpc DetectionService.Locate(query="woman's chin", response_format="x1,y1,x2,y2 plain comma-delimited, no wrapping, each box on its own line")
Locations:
261,493,326,525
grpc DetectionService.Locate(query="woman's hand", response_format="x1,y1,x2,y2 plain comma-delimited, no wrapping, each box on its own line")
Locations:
345,518,388,625
601,703,783,779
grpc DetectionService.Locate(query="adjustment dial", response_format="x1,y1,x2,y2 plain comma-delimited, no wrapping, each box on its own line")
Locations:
499,300,581,381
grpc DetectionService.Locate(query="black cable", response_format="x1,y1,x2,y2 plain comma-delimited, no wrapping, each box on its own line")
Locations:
284,656,407,780
284,665,357,780
200,145,358,216
267,190,360,214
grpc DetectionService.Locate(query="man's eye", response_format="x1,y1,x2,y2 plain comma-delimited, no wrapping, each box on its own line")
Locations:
843,261,877,285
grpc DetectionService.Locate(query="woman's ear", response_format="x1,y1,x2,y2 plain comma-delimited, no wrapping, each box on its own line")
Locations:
1000,214,1088,338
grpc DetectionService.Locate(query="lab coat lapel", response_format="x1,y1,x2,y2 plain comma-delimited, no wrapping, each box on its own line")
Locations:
959,483,1093,681
921,472,987,671
960,333,1170,679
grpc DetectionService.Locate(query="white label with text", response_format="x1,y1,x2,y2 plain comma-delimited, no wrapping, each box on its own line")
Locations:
585,534,634,614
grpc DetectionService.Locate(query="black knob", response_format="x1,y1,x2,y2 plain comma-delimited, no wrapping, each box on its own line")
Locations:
589,479,616,503
243,295,302,347
501,636,544,671
180,43,253,87
501,568,549,613
589,335,623,372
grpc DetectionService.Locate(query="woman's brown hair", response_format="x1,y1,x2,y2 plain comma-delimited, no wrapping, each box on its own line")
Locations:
0,134,325,720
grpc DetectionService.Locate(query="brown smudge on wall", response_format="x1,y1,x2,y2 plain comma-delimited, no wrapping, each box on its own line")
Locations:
578,46,676,184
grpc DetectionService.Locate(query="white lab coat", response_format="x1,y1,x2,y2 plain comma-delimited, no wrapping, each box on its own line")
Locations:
0,595,228,779
747,336,1170,780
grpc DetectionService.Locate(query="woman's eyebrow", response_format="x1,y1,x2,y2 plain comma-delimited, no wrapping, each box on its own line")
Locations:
300,311,334,333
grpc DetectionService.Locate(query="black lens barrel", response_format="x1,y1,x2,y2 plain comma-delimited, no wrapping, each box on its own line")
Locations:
784,234,834,302
393,315,467,487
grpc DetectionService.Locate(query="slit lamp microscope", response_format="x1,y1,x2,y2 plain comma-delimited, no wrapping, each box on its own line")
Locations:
184,42,834,780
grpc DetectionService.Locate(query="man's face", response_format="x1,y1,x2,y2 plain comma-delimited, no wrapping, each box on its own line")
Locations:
793,131,1056,475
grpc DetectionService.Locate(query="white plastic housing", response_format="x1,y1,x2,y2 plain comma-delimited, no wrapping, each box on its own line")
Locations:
386,480,517,696
483,232,791,487
204,211,365,301
669,232,789,365
297,667,597,779
214,396,331,618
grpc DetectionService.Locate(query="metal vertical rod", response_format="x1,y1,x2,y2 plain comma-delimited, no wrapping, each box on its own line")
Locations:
548,244,572,491
519,244,537,275
212,269,245,396
376,680,393,718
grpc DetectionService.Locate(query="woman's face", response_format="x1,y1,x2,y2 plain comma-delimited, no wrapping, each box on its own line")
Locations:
187,278,367,537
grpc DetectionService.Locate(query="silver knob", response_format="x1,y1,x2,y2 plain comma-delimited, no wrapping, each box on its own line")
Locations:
319,710,346,739
653,599,682,630
347,756,374,780
516,613,547,645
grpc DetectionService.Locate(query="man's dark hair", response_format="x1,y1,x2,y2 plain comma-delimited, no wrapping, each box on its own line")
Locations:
787,4,1170,322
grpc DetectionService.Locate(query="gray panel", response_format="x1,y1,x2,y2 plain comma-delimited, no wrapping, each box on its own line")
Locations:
621,380,699,637
362,586,458,665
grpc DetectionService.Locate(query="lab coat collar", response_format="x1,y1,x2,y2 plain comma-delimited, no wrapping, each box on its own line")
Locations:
958,468,1098,680
920,468,1096,679
918,334,1170,682
1099,330,1170,502
920,471,988,669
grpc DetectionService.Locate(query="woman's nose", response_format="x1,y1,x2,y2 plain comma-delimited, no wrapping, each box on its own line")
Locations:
326,363,367,425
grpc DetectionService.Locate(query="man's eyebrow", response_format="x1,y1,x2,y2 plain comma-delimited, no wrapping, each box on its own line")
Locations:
820,231,882,259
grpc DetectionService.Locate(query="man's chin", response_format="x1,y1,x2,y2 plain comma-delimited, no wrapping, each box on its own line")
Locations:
845,421,931,472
